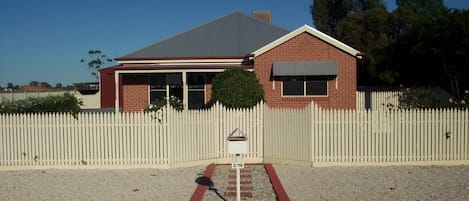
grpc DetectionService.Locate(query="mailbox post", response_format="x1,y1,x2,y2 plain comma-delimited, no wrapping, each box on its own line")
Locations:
227,128,247,201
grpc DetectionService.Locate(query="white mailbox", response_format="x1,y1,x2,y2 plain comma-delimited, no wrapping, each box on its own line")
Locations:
227,128,248,154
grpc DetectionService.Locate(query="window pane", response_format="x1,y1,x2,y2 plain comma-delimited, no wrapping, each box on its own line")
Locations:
188,91,205,109
150,91,166,102
169,86,183,100
283,77,304,96
306,80,327,95
188,73,205,89
167,73,182,85
149,74,166,89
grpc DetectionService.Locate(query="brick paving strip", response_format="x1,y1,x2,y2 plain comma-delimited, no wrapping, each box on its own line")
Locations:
190,163,290,201
224,166,254,198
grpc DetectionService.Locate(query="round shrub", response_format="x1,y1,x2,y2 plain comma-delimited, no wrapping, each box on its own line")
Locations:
211,68,264,108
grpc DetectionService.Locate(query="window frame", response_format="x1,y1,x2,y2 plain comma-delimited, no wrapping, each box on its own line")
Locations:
148,73,183,103
281,76,329,97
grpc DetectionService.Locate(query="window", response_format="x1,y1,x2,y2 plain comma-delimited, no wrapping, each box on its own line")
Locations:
282,76,328,96
149,73,183,102
149,74,166,101
187,73,205,109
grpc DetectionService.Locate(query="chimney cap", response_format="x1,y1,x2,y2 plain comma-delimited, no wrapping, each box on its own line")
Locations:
252,11,272,24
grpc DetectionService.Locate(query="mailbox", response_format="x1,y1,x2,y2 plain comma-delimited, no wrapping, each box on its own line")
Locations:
227,128,248,154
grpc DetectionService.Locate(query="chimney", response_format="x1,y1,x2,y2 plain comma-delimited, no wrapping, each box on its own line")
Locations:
252,11,272,24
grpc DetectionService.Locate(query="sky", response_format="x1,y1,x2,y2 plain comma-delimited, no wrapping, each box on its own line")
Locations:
1,0,468,87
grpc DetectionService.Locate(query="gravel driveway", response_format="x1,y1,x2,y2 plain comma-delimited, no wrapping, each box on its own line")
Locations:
274,164,469,201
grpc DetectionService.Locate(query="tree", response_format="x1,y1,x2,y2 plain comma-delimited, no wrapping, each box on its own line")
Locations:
389,3,469,99
311,0,385,37
40,82,52,88
396,0,445,15
29,81,39,86
55,83,63,89
80,50,114,81
211,69,264,108
334,4,397,85
312,0,469,100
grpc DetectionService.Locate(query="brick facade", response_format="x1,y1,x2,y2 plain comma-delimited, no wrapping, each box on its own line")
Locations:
122,75,149,112
117,32,358,111
254,32,357,109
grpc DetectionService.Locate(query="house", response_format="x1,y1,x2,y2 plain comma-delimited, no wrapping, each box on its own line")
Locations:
99,11,363,112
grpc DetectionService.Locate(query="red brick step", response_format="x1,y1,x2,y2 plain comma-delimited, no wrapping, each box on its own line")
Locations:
226,186,254,191
223,191,253,198
228,174,251,179
228,181,252,185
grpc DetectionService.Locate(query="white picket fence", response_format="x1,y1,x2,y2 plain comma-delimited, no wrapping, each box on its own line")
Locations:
264,103,469,166
1,102,468,169
356,90,401,110
0,103,264,169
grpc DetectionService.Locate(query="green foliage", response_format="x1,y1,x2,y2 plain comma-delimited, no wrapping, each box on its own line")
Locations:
80,50,114,81
211,68,264,108
143,96,184,112
143,96,183,123
396,0,445,15
312,1,469,99
390,7,469,99
311,0,385,37
398,87,455,109
336,5,398,85
0,93,83,117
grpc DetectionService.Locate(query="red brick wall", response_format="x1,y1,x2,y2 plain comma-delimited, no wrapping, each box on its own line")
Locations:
254,32,357,109
122,75,149,112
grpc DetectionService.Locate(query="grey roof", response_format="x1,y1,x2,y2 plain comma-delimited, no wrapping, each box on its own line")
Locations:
120,12,290,59
272,61,339,76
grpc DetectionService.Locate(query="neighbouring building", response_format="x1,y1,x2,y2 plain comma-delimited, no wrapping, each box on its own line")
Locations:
99,11,363,112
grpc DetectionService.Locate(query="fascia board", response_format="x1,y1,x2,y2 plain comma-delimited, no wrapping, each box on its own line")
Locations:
252,25,362,59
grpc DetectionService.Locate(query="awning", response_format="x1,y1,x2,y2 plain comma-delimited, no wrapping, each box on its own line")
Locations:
272,61,339,76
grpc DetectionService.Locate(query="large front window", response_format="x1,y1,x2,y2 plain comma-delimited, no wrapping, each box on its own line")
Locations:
149,73,183,102
149,73,211,110
282,76,328,96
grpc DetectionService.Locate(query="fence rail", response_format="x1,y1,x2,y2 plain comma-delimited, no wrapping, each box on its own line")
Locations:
1,102,468,169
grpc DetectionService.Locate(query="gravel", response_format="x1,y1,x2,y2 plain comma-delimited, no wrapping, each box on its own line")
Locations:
274,164,469,201
2,164,469,201
0,166,206,201
202,164,276,201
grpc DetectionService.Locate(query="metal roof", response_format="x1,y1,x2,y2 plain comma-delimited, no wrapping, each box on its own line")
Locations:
272,61,339,76
120,12,290,59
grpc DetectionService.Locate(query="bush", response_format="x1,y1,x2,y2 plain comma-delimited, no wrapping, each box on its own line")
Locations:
143,96,184,112
211,68,264,108
0,93,82,116
398,87,455,109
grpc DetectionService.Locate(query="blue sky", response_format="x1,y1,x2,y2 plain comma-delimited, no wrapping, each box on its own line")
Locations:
1,0,468,87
